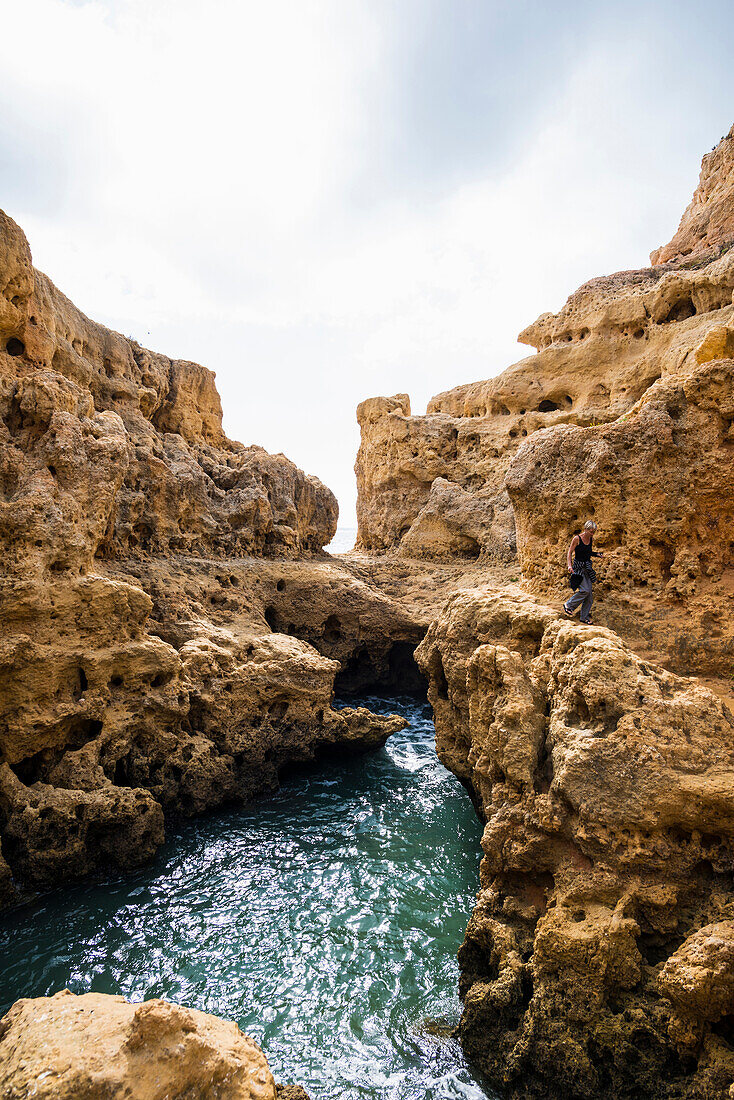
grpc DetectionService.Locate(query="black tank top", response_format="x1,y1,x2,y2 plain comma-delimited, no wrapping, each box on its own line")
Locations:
574,533,593,562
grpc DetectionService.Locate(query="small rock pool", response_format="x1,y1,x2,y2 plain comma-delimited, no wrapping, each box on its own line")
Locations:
0,696,493,1099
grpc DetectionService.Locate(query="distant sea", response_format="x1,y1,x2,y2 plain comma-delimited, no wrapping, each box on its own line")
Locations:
326,525,357,554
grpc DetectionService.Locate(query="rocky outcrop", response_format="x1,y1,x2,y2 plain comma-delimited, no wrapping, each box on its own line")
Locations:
417,589,734,1099
0,210,417,906
505,350,734,677
355,129,734,687
352,129,734,1099
0,989,309,1099
356,241,734,570
651,125,734,265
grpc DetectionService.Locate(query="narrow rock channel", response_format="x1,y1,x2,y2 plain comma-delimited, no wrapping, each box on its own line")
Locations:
0,696,491,1100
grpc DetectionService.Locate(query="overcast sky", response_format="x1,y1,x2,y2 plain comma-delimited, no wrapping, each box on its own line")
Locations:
2,0,734,526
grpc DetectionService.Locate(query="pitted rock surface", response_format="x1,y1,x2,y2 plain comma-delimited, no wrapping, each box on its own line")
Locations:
0,990,281,1099
0,211,417,904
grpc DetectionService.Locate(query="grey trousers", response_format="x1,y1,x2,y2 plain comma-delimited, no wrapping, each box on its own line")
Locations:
565,573,593,622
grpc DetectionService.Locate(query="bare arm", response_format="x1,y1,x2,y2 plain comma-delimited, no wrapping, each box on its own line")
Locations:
567,535,579,572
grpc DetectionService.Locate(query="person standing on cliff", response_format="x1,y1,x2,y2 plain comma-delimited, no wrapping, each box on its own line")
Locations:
563,521,603,624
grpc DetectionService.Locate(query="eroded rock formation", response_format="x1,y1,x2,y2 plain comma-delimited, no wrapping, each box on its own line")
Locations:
0,210,419,907
0,989,307,1099
356,130,734,682
417,589,734,1098
356,128,734,1097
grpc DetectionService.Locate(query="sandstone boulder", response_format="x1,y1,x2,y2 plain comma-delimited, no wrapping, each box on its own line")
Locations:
0,990,280,1099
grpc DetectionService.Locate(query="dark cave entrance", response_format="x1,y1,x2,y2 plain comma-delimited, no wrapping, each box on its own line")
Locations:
5,337,25,357
333,639,427,697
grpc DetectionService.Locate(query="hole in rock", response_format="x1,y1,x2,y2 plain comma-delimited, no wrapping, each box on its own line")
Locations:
538,399,560,413
432,653,450,701
334,647,376,694
564,395,573,406
323,614,342,643
276,579,286,592
459,537,481,560
334,640,427,697
269,698,289,721
264,605,279,631
110,675,124,688
650,539,674,583
5,337,25,357
712,1015,734,1045
47,465,57,477
11,718,103,785
569,692,590,723
388,642,427,693
72,668,88,701
114,754,133,787
663,298,696,323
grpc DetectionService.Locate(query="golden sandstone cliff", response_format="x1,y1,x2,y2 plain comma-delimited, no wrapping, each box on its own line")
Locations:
0,208,424,910
2,128,734,1100
354,128,734,1098
356,131,734,684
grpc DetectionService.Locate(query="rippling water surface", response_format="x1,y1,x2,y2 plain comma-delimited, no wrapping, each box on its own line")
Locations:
0,696,492,1099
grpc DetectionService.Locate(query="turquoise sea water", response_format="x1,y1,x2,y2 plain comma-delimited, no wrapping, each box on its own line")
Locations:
0,696,491,1100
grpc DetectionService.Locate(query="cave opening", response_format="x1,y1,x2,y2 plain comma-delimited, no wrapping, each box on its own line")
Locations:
323,614,342,643
72,667,89,701
11,718,103,785
538,399,560,413
334,640,426,698
663,297,696,323
5,337,25,357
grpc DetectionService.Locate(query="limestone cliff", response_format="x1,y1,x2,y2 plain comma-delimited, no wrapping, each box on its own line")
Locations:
417,591,734,1098
0,989,308,1099
0,211,420,907
651,125,734,264
356,131,734,682
358,128,734,1097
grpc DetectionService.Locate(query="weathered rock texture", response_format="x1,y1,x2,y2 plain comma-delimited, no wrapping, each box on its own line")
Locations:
417,589,734,1099
356,129,734,683
651,125,734,265
0,210,419,906
355,128,734,1098
0,989,304,1099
